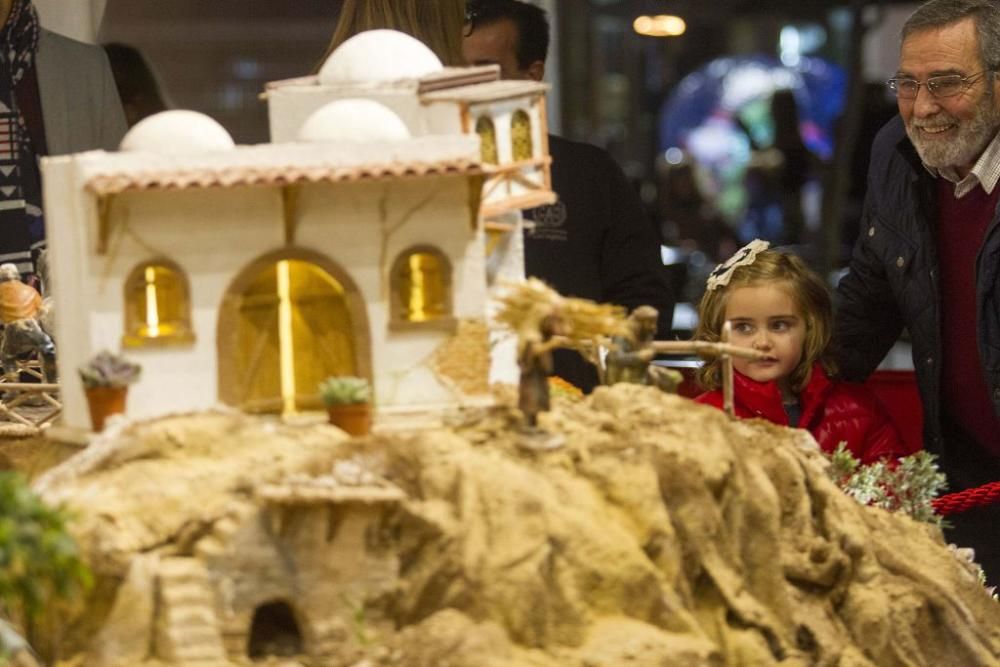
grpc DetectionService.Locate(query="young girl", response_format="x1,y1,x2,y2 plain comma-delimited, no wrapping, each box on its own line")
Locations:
694,240,910,463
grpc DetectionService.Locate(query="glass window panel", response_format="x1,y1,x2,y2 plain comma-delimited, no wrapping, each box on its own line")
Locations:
123,261,195,347
235,259,356,414
511,110,533,161
394,251,450,323
476,116,499,165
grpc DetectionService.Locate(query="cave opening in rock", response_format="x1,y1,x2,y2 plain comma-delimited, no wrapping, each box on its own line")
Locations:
247,600,303,659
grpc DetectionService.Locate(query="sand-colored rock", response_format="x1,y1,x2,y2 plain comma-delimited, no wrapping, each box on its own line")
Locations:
27,385,1000,666
0,430,81,479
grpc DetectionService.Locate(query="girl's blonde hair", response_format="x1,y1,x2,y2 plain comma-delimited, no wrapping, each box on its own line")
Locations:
318,0,467,71
694,249,836,392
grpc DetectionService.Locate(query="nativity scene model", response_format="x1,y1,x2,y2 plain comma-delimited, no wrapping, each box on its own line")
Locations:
42,29,554,430
0,28,997,667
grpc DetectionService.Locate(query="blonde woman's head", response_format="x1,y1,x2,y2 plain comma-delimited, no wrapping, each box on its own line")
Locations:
318,0,466,70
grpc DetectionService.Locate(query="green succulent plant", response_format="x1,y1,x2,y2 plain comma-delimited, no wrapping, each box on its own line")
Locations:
78,350,141,389
319,376,371,406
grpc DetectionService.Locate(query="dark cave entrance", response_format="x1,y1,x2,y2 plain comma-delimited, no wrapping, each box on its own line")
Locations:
247,600,304,659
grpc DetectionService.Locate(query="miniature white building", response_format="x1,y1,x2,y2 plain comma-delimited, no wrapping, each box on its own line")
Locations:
40,30,555,431
268,30,555,298
267,30,555,219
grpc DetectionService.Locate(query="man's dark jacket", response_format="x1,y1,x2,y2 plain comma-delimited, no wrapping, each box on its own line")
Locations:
834,115,1000,463
523,135,674,392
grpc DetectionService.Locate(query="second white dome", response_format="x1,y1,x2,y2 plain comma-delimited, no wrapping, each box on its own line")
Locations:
318,29,443,84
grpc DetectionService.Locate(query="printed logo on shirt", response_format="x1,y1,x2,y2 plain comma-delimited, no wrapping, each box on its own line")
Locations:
525,201,568,242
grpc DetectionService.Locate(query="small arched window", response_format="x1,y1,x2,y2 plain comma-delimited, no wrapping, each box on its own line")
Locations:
511,110,533,161
123,260,195,348
476,116,498,165
390,247,453,328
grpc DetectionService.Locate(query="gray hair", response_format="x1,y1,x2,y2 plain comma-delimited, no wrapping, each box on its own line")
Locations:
0,263,19,282
902,0,1000,72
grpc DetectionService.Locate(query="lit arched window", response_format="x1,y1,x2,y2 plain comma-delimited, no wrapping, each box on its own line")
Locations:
476,116,498,165
391,247,452,327
511,110,533,161
123,260,195,348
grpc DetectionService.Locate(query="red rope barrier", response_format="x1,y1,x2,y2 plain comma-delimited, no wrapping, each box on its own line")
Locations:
933,481,1000,516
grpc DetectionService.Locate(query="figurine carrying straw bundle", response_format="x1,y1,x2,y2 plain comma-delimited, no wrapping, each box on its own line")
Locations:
694,240,910,463
495,278,625,439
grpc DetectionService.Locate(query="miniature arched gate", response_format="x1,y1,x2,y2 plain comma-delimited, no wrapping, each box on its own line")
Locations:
216,248,372,415
248,600,304,659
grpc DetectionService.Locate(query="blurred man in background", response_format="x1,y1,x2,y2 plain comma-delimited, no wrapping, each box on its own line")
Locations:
464,0,674,392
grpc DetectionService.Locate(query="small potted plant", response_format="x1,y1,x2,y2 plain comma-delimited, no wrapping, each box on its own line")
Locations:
319,375,371,436
78,350,141,432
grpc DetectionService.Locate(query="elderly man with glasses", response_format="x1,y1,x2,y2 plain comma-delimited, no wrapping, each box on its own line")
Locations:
834,0,1000,586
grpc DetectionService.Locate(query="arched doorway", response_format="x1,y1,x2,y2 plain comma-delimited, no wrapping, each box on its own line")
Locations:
247,600,303,659
217,249,371,415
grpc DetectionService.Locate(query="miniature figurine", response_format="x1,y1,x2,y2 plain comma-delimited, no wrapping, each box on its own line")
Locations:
517,308,564,429
0,263,55,383
496,278,625,434
604,305,681,391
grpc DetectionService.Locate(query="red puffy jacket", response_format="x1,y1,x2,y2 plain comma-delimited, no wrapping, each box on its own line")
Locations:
695,364,912,463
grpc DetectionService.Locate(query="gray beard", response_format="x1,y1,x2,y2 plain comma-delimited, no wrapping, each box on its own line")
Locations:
907,96,1000,170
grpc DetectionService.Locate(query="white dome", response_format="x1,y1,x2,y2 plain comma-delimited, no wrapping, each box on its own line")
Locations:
120,110,235,153
318,29,443,84
299,100,411,143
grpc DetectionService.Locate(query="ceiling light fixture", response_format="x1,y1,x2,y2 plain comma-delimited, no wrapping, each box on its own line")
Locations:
633,14,686,37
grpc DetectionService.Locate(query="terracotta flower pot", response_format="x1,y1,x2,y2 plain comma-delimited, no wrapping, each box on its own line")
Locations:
326,402,371,436
85,385,128,432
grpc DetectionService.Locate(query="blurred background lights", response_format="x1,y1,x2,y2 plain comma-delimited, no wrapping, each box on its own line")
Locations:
633,15,686,37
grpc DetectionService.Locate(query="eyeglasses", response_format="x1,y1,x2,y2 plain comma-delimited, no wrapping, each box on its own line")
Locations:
464,3,480,36
887,71,991,99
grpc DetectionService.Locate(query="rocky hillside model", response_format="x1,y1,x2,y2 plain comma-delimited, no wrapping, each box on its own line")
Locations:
29,386,1000,666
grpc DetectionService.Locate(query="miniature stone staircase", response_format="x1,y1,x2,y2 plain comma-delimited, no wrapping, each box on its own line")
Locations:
156,557,228,663
309,615,350,660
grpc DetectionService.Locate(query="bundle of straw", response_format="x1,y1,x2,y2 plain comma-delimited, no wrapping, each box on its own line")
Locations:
493,278,627,345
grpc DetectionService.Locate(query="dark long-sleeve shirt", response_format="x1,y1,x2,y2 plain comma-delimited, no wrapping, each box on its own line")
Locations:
523,135,674,392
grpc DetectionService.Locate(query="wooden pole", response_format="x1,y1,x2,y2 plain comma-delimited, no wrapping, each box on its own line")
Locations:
0,383,60,391
651,340,767,360
721,321,735,419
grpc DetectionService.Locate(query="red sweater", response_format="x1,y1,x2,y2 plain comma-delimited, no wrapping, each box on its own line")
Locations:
696,364,911,463
935,179,1000,455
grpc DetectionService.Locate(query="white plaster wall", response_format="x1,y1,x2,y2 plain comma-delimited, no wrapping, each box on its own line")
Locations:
44,162,286,429
475,100,546,206
484,210,525,386
296,176,488,407
422,105,464,136
86,188,284,421
268,86,460,142
42,157,95,428
45,153,490,426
